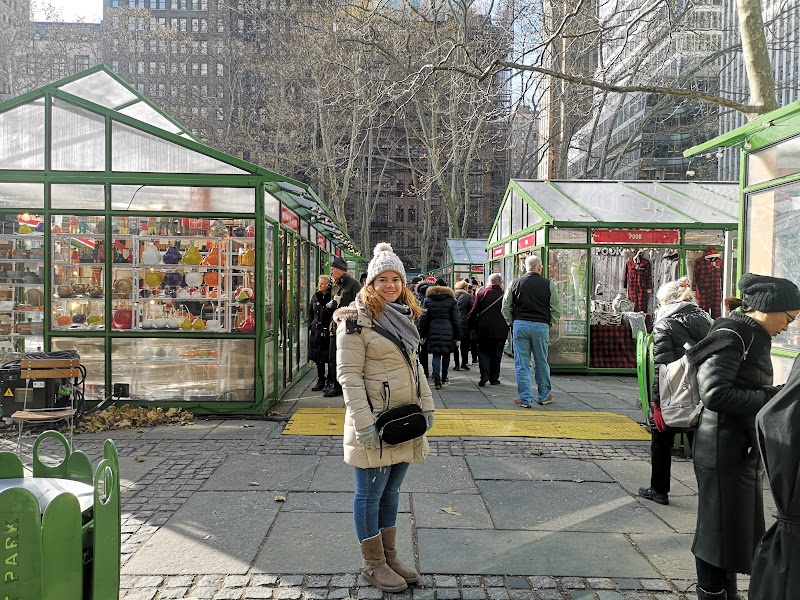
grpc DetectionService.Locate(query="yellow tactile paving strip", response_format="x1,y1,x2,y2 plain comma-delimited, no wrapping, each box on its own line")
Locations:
283,408,650,441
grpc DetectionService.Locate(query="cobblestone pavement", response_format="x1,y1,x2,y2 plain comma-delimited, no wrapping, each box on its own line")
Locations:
1,362,736,600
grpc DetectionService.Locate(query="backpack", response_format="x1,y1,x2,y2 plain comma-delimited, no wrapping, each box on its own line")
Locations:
659,327,752,428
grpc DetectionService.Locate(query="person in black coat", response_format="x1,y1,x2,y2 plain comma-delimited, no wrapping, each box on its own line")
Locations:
308,274,333,392
419,279,460,390
685,273,800,600
751,354,800,600
453,280,475,371
638,278,711,506
415,281,432,377
468,273,509,387
323,256,362,397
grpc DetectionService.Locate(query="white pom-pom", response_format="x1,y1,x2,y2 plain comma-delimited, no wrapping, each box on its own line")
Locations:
373,242,393,256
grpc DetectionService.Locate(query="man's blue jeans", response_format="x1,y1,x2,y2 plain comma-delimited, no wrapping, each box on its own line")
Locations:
353,462,410,542
512,320,551,404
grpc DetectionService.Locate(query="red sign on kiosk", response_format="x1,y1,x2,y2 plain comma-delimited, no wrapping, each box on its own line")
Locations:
471,265,485,272
492,246,505,258
281,207,299,232
518,233,536,250
592,229,680,245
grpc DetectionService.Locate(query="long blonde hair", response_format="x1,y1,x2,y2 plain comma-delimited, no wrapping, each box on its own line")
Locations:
359,282,423,320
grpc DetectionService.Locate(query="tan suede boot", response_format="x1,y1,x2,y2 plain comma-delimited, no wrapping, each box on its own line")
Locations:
381,526,420,583
359,532,408,592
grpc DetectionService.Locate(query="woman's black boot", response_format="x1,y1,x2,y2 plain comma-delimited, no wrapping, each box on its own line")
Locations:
697,587,726,599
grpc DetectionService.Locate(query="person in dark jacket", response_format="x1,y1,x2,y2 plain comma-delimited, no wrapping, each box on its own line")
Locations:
469,273,509,387
415,281,431,377
638,278,711,505
501,256,562,407
324,256,362,397
685,273,800,600
419,279,460,390
453,280,474,371
751,353,800,600
308,274,333,392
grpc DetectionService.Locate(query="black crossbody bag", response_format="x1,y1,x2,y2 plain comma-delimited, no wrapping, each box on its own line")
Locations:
368,323,428,452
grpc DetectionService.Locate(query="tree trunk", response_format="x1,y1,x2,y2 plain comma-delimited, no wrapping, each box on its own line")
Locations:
737,0,778,117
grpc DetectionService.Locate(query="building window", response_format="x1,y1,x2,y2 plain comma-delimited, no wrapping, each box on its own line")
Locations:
408,208,416,223
216,63,223,76
192,18,198,31
201,63,207,76
395,207,404,223
74,55,90,73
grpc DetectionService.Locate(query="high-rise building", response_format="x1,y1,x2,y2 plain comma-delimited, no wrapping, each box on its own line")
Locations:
718,0,800,180
567,0,723,181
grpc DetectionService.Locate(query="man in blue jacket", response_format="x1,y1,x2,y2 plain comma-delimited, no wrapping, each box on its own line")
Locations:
502,255,561,407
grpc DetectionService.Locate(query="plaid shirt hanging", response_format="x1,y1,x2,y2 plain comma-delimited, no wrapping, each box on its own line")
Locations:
692,246,723,318
623,256,652,313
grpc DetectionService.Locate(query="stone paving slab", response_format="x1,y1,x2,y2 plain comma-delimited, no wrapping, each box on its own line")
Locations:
628,534,696,580
254,512,414,574
123,491,281,575
478,480,672,534
418,530,660,577
138,421,220,439
412,492,494,529
400,456,479,494
571,394,640,412
306,455,355,492
466,456,614,483
202,454,321,491
280,491,409,513
202,420,282,439
597,460,696,498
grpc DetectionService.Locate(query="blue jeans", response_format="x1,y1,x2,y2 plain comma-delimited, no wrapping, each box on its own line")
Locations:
353,462,410,543
512,320,551,404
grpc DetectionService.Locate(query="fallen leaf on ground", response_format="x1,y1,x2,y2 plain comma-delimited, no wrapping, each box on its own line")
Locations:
135,457,145,463
329,419,337,425
275,495,286,502
247,481,260,486
75,404,195,433
441,506,461,516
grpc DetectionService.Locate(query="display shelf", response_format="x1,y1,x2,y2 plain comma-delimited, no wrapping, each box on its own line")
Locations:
0,231,46,353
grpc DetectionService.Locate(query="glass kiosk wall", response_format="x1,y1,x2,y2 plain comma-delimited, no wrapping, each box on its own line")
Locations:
0,66,357,413
686,100,800,383
486,180,739,373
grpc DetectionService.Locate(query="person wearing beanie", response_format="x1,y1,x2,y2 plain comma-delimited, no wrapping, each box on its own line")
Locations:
331,242,434,593
638,278,712,507
323,256,361,397
685,273,800,600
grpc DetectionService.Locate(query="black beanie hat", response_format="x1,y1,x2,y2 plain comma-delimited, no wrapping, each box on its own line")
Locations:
738,273,800,312
435,278,447,286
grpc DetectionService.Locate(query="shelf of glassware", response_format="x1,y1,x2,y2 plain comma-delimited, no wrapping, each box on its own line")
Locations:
107,235,256,333
0,233,46,351
110,336,256,403
50,232,107,332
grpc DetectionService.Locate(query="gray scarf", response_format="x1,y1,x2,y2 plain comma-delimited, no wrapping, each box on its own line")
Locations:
372,300,420,356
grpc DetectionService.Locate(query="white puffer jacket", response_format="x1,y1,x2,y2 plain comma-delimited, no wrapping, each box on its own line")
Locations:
334,303,435,468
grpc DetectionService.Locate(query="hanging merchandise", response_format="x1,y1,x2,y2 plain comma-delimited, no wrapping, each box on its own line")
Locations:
660,250,680,287
202,242,226,266
239,244,255,267
623,249,652,312
692,245,723,318
208,219,229,239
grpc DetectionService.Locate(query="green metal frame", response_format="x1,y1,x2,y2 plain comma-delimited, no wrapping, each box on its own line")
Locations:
486,179,738,374
0,66,357,413
686,100,800,366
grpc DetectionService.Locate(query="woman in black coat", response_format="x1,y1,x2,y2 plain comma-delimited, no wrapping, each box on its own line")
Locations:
419,280,461,390
685,274,800,600
638,278,711,506
468,273,509,387
308,274,333,392
453,280,474,371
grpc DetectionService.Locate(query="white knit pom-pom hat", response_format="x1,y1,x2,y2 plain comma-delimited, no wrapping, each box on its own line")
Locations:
366,242,406,286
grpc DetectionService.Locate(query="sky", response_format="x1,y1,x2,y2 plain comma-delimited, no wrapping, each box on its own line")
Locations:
33,0,103,23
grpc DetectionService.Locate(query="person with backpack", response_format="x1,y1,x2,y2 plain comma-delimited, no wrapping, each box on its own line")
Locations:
333,243,435,593
685,273,800,600
469,273,509,386
638,278,711,506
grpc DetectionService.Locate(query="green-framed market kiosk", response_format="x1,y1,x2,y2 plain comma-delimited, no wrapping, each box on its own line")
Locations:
429,238,487,287
686,99,800,383
487,179,738,373
0,66,358,415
